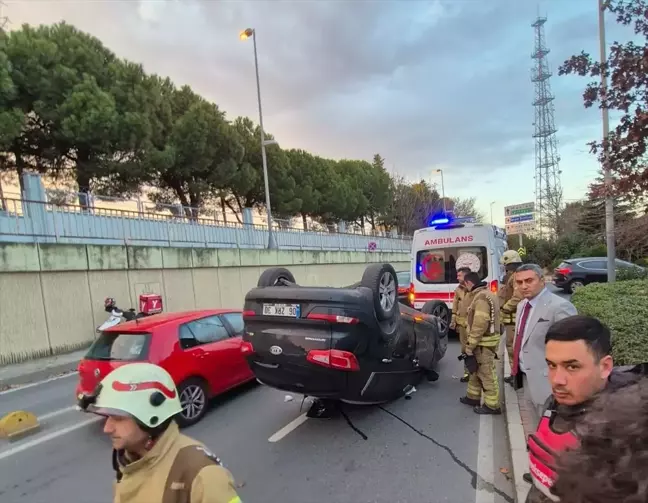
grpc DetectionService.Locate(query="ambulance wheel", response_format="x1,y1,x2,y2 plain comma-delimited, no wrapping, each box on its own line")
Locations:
258,267,296,287
421,301,449,337
360,263,399,321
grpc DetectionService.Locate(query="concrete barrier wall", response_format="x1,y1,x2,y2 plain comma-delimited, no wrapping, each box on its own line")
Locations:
0,243,410,364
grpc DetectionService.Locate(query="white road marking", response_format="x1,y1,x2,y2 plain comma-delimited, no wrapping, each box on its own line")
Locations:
268,413,309,443
0,415,101,461
39,405,76,421
0,372,79,396
475,413,496,503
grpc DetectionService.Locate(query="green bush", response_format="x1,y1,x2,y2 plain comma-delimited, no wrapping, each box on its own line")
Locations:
572,279,648,365
616,266,648,282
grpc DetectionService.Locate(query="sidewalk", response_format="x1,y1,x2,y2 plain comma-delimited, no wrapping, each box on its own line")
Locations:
503,350,533,503
0,349,87,390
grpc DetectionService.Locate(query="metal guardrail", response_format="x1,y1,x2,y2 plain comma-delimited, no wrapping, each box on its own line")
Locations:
0,198,413,252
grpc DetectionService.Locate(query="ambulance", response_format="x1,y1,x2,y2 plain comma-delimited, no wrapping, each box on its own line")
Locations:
407,215,508,334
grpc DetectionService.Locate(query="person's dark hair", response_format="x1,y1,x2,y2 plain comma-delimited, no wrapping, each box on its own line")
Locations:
463,272,480,285
544,315,612,360
457,267,471,275
551,378,648,503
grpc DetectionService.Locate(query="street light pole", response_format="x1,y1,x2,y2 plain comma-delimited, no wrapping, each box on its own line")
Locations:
490,201,495,225
598,0,616,282
435,169,446,213
240,28,277,249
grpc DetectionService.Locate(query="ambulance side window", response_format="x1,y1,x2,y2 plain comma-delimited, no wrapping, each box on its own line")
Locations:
416,247,488,284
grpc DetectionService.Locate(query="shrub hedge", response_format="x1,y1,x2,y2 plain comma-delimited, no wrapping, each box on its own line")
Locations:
571,279,648,365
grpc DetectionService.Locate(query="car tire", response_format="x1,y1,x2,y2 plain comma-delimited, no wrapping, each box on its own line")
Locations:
568,280,585,294
176,378,209,428
421,300,450,337
378,310,402,339
257,267,296,287
360,263,399,321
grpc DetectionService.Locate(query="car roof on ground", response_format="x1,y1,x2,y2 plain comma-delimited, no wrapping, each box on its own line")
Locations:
106,309,241,332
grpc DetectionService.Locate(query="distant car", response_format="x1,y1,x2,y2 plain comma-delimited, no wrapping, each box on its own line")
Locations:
553,257,646,293
76,309,254,427
241,264,447,410
396,270,411,306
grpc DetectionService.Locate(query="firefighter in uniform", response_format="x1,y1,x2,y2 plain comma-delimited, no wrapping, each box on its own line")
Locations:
497,250,523,381
77,362,243,503
459,271,501,415
449,266,473,382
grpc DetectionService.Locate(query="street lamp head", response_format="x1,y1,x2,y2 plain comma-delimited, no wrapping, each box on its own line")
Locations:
435,169,443,173
239,28,255,40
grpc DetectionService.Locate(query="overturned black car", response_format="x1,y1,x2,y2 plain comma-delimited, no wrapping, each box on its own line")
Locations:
241,263,448,410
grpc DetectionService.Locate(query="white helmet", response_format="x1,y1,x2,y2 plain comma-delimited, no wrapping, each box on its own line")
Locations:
78,363,182,429
500,250,522,266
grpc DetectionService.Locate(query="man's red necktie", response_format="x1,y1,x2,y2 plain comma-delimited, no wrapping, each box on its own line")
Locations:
511,302,532,376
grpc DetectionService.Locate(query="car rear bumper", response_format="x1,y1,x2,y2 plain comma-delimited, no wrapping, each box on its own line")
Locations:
552,276,569,288
248,358,348,399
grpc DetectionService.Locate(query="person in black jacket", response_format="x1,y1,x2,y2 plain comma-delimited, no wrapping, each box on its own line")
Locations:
523,315,641,503
551,376,648,503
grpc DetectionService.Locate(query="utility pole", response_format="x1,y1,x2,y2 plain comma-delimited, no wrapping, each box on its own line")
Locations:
599,0,616,282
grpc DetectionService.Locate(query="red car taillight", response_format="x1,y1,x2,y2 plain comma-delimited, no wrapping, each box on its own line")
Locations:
306,349,360,371
243,310,255,317
306,313,359,324
555,267,572,276
241,341,254,355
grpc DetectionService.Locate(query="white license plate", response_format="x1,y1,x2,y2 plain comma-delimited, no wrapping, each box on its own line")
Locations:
262,303,301,317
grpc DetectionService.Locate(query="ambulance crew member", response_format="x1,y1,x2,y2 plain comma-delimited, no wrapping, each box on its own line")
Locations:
77,362,243,503
449,267,473,382
497,250,523,381
459,271,502,415
524,315,641,503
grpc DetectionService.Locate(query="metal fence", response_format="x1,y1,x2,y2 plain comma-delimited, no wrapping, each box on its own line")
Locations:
0,198,413,252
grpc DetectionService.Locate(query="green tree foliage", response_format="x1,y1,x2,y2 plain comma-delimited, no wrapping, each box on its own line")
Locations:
1,21,478,236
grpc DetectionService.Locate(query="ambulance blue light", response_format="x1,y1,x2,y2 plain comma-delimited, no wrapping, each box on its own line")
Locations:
429,217,450,226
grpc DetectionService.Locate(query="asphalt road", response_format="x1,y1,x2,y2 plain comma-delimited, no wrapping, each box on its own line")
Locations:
0,340,514,503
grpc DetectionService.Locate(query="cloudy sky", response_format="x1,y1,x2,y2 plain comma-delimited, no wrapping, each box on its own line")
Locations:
4,0,632,226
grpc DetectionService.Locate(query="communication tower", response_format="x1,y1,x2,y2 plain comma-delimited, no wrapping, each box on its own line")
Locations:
531,16,562,238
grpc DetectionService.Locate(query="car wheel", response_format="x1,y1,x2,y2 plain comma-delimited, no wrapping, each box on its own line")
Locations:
257,267,296,287
421,300,450,337
176,378,209,428
569,280,585,294
361,263,399,321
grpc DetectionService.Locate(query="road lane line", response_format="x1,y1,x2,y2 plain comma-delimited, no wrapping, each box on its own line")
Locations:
268,413,309,443
475,413,496,503
39,406,76,421
0,372,79,396
0,416,101,461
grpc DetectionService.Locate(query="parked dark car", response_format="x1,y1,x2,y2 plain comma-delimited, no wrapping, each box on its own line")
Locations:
241,264,447,411
396,270,411,306
553,257,646,293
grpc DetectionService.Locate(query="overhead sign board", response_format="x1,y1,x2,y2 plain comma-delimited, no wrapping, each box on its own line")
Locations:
504,202,535,235
507,221,536,235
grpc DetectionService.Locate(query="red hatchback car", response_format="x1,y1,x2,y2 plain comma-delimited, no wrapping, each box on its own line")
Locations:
76,309,254,427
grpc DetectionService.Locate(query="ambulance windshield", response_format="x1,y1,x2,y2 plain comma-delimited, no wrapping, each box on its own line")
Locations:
416,246,488,284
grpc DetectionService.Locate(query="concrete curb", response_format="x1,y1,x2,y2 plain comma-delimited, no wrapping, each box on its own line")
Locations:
0,360,80,390
503,350,531,503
